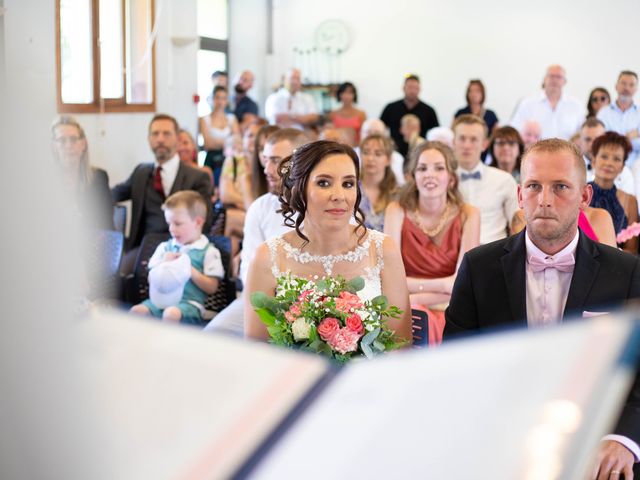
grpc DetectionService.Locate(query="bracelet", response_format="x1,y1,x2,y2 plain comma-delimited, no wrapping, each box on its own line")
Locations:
418,282,424,291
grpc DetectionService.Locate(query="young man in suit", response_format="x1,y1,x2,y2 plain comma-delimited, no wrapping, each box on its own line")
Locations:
444,138,640,478
112,113,213,274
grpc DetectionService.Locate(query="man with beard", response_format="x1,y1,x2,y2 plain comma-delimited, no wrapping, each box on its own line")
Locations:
444,138,640,479
112,114,213,274
204,128,309,335
231,70,259,127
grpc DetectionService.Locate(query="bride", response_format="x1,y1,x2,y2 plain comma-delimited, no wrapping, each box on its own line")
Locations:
244,140,412,342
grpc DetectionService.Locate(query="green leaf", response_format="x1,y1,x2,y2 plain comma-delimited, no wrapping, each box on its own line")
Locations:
347,276,365,292
255,308,276,326
371,295,388,308
250,291,269,308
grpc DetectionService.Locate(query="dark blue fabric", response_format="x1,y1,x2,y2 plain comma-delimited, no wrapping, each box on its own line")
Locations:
589,181,628,234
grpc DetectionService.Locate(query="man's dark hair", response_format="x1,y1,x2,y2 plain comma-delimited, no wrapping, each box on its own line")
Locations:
404,74,420,84
619,70,638,81
149,113,179,134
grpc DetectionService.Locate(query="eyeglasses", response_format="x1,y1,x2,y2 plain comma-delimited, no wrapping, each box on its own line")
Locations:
590,96,608,103
54,136,81,145
494,139,517,147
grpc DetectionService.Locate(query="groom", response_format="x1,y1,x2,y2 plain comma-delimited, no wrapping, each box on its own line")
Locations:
444,138,640,478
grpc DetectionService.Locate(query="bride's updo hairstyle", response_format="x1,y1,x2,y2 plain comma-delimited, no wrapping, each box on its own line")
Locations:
278,140,366,245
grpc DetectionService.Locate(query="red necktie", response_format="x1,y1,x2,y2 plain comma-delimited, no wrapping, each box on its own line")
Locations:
153,166,165,199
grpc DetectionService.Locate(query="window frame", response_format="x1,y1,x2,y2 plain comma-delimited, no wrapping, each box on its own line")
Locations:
55,0,156,114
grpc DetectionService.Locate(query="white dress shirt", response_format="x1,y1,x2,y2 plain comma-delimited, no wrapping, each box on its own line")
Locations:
264,88,318,130
155,154,180,197
510,92,584,140
239,192,294,284
597,102,640,167
457,163,519,244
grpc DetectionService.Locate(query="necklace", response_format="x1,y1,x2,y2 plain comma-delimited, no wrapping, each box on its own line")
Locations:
413,202,452,237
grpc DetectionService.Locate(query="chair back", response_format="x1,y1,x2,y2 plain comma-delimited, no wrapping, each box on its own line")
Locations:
87,229,124,301
411,308,429,347
113,204,127,234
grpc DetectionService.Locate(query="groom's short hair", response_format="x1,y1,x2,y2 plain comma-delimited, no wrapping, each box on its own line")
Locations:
520,138,586,185
265,128,309,150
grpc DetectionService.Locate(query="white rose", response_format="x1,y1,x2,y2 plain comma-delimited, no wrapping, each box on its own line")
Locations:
291,317,311,341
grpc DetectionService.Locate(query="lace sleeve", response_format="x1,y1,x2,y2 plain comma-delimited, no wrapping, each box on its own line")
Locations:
266,236,283,278
369,229,385,272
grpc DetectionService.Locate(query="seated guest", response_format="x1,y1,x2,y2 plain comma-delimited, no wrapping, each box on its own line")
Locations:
264,68,319,130
385,141,480,344
112,114,212,275
357,118,406,185
199,86,240,187
586,87,611,118
204,128,308,336
250,125,280,201
51,115,113,229
359,134,398,231
453,114,519,244
454,79,499,136
519,119,542,151
380,74,439,157
510,64,584,140
399,114,425,158
219,123,265,256
328,82,366,144
130,191,224,325
578,119,635,194
444,138,640,479
511,207,617,247
488,126,524,182
589,131,639,253
177,129,214,185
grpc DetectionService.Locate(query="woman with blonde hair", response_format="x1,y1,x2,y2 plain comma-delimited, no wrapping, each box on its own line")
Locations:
51,115,113,229
385,141,480,344
359,134,398,232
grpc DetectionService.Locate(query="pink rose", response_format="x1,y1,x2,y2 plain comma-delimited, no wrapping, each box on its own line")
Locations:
284,302,302,323
318,317,340,341
327,328,360,354
345,313,364,336
298,289,314,302
335,291,363,313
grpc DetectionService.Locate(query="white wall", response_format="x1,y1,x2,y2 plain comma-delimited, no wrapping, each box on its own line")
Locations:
232,0,640,128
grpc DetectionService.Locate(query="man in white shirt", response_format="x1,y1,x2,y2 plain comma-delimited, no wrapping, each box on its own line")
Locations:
264,69,319,130
445,138,640,479
579,117,635,194
510,64,584,140
453,114,519,244
204,128,309,335
597,71,640,197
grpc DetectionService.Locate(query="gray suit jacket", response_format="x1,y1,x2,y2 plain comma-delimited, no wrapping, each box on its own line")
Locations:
111,162,212,250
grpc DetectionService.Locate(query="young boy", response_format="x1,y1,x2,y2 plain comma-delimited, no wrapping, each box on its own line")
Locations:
130,191,224,324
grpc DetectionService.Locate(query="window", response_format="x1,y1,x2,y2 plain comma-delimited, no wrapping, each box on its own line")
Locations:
197,0,228,117
56,0,155,113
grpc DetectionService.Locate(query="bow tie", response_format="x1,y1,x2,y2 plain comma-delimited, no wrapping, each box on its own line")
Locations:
460,171,481,181
528,253,575,273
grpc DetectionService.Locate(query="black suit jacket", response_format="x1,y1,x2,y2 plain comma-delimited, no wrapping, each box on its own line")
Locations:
111,161,212,250
444,230,640,448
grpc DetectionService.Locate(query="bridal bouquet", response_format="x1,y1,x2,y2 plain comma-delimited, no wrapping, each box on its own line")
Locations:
251,274,406,364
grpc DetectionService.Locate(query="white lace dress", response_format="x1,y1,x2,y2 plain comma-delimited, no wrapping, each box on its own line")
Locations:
266,229,386,301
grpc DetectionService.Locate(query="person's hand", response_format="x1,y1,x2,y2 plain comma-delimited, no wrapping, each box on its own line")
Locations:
275,113,292,124
163,252,181,261
442,275,456,295
626,128,639,140
589,440,634,479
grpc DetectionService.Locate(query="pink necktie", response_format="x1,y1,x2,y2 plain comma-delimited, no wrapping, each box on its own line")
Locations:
528,253,575,273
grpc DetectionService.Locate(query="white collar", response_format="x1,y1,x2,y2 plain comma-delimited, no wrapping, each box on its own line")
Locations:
155,153,180,171
525,228,579,260
173,234,209,251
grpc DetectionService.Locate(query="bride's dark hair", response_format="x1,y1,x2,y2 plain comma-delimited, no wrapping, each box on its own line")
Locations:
277,140,366,246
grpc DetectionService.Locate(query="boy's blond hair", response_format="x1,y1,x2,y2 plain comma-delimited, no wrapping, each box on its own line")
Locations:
162,191,208,221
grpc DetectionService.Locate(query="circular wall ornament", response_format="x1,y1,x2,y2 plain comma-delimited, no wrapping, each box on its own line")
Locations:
315,19,350,54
